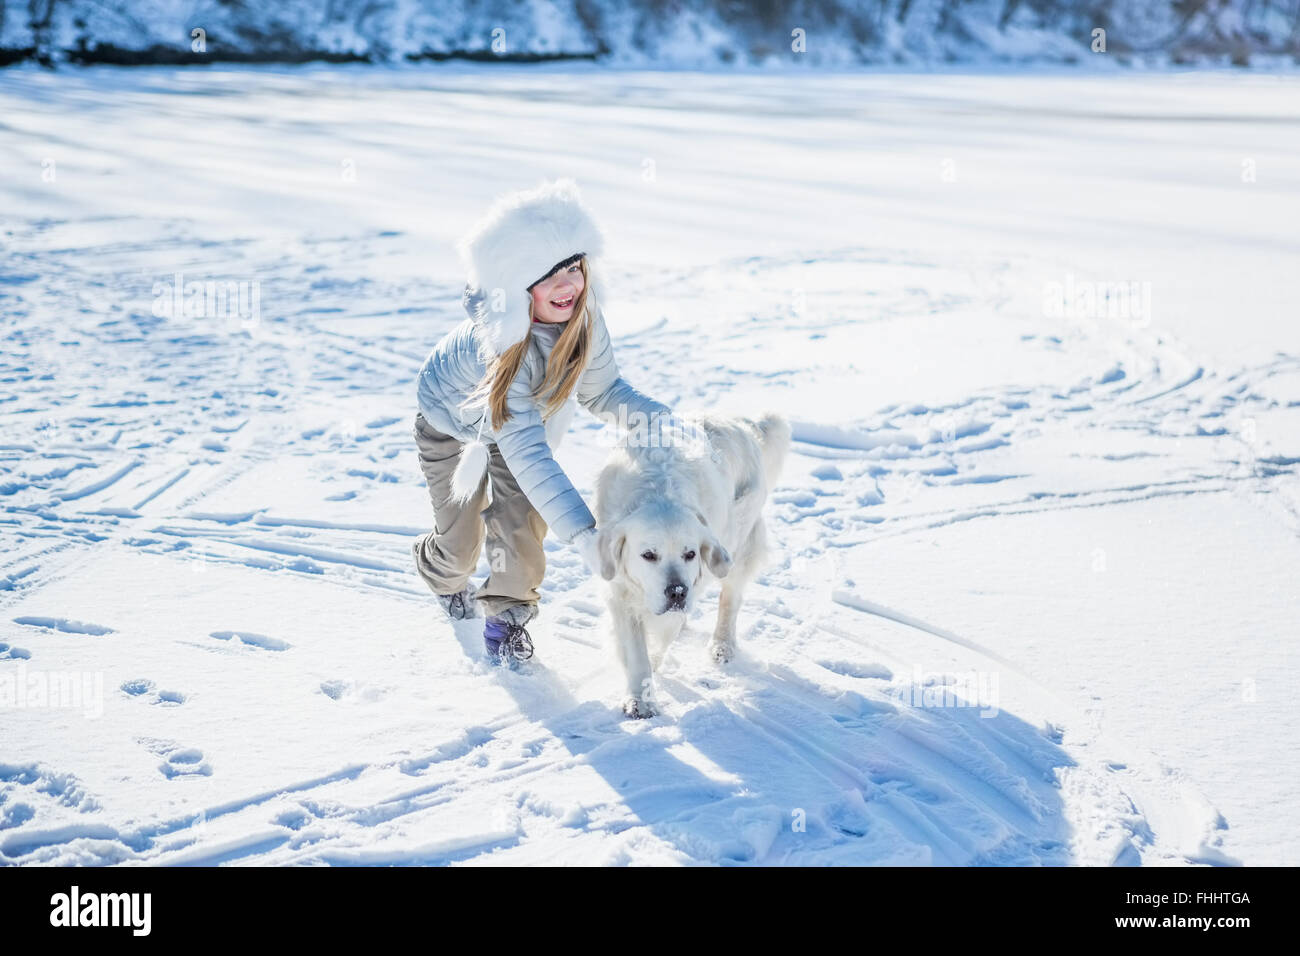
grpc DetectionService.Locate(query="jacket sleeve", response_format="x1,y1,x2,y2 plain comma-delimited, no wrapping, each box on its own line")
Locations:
489,359,596,544
576,306,673,428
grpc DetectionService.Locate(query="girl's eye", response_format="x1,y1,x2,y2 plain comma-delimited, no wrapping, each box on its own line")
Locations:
568,264,580,272
641,551,657,562
683,550,696,561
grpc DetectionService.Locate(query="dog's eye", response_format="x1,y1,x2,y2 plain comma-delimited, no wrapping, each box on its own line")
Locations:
683,550,696,561
641,550,657,562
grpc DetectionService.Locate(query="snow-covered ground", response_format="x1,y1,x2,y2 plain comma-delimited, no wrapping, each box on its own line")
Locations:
1,64,1297,866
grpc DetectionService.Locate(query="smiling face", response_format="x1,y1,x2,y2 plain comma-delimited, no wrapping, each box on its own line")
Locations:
599,505,734,615
529,258,586,324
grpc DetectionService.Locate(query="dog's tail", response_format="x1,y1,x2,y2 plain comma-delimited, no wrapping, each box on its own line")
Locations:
754,411,792,487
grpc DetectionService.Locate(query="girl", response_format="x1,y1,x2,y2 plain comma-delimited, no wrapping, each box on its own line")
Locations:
412,178,675,663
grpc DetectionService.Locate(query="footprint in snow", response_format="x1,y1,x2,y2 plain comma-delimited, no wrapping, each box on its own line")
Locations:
318,679,388,703
210,630,291,652
816,659,893,680
12,616,114,636
1,801,36,830
139,738,212,778
319,679,349,700
159,748,211,779
272,807,313,831
120,679,186,705
0,642,32,660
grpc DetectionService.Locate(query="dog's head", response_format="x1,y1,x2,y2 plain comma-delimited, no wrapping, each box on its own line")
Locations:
597,504,732,615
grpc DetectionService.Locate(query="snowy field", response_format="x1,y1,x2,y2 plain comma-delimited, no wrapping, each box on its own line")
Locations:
1,65,1297,866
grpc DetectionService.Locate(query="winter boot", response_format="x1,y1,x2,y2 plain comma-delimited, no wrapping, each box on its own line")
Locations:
437,580,480,621
483,604,536,664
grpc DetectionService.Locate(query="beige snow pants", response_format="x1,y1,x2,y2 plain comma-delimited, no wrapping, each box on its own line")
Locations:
411,412,546,623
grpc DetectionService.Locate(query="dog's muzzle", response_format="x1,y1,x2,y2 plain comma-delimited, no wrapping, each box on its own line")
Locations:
664,581,687,612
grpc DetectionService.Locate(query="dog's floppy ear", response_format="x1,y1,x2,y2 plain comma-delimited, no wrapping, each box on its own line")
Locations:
597,524,626,581
700,531,732,578
693,510,732,578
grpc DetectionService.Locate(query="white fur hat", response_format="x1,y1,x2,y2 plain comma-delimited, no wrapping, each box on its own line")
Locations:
456,177,605,355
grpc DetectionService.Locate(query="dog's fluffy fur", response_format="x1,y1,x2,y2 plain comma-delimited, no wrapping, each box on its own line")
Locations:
594,411,791,718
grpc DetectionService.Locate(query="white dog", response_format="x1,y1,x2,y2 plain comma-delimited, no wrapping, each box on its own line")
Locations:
594,411,791,718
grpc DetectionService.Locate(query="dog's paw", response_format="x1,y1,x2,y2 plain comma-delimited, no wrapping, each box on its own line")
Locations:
709,639,736,664
623,697,658,719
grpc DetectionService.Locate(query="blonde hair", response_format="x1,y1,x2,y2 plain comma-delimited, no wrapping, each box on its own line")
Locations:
465,257,595,432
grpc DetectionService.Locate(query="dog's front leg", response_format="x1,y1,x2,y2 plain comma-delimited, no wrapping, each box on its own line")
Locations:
609,596,657,718
709,576,744,664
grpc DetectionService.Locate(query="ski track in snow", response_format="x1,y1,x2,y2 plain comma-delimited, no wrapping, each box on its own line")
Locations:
2,68,1298,866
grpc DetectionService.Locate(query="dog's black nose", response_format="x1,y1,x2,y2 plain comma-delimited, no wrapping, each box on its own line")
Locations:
665,582,687,608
